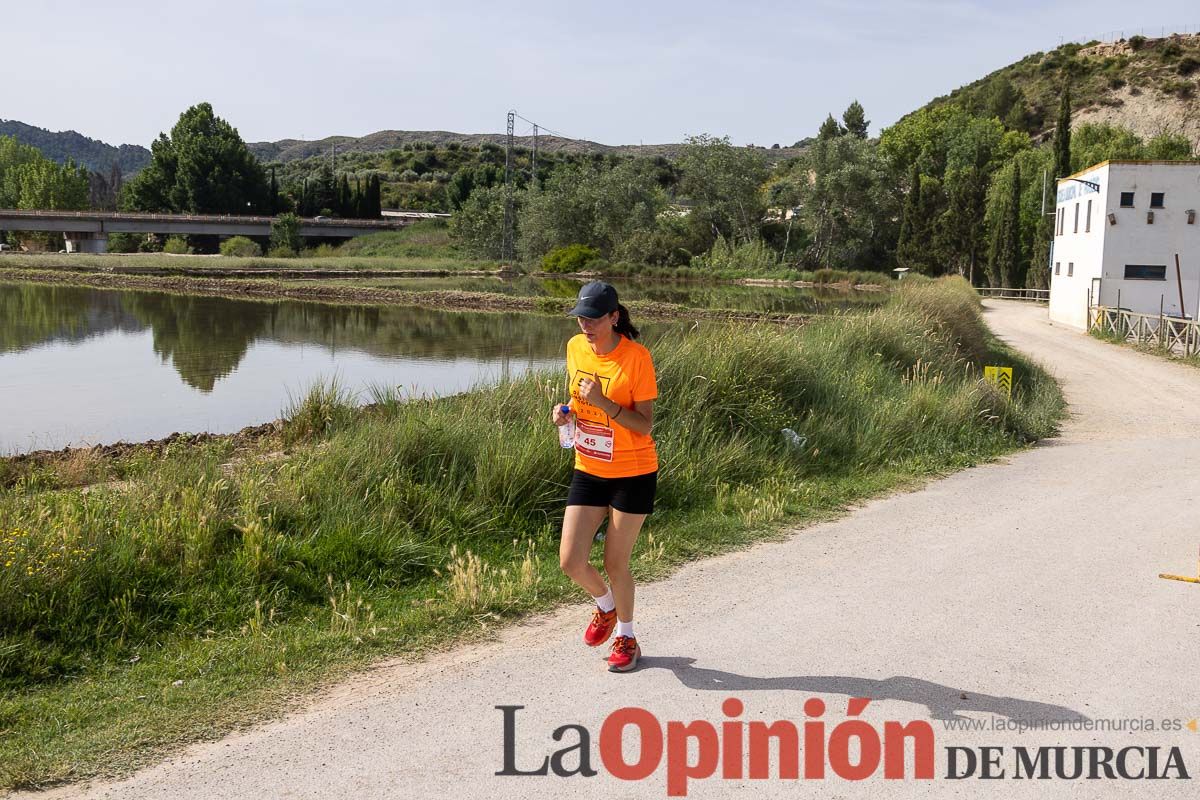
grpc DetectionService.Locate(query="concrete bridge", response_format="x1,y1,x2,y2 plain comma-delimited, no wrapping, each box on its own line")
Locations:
0,209,422,253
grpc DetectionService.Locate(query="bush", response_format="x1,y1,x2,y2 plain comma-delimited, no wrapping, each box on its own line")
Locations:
137,235,163,253
219,236,262,258
106,232,140,253
304,243,339,258
1160,41,1182,60
690,236,779,274
1177,56,1200,76
1128,35,1146,51
541,244,601,273
270,213,301,256
1159,79,1195,98
162,236,191,255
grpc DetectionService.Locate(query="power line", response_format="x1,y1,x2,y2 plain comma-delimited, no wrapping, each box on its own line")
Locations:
512,112,568,141
501,109,568,261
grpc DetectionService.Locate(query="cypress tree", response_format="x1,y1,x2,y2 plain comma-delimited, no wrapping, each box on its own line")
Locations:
896,164,922,269
1053,87,1071,179
1005,162,1024,287
369,175,382,218
315,164,335,213
988,163,1025,287
338,175,351,217
269,167,277,215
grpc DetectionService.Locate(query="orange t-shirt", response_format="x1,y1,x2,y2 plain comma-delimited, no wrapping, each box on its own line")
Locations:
566,333,658,478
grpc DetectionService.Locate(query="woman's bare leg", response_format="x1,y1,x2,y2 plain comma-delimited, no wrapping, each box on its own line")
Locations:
559,504,610,598
603,508,648,623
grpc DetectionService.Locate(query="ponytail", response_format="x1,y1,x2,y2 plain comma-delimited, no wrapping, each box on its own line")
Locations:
613,303,640,340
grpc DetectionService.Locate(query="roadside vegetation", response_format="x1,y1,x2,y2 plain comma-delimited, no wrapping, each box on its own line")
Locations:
0,277,1063,789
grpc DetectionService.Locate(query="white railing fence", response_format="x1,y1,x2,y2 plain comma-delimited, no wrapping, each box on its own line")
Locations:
977,288,1050,303
1089,306,1200,356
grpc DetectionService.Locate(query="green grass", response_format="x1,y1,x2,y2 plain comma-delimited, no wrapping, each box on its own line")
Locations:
334,220,457,259
0,277,1062,790
586,262,892,286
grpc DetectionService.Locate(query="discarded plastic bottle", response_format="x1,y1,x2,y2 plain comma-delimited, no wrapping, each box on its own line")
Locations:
558,405,576,449
781,427,807,450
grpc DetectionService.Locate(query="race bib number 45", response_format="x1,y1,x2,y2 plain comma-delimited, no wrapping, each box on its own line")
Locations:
574,420,614,461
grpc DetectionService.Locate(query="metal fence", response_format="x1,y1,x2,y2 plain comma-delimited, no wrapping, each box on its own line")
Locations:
1089,306,1200,356
976,287,1050,303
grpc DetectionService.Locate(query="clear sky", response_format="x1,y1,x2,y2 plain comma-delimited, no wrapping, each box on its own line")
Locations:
6,1,1199,148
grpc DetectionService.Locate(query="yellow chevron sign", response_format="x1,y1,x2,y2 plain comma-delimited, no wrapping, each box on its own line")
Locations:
984,366,1012,397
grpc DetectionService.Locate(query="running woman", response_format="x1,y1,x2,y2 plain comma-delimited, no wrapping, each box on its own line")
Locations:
551,281,658,673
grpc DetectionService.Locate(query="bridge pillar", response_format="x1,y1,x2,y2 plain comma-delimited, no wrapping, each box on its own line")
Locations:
64,232,108,254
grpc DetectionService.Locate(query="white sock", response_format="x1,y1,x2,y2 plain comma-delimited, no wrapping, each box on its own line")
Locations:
616,620,635,639
593,588,615,613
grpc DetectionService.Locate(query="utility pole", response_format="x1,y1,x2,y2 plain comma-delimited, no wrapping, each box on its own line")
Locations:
531,124,539,185
502,111,515,262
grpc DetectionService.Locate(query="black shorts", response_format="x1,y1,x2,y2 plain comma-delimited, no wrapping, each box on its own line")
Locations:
567,469,657,515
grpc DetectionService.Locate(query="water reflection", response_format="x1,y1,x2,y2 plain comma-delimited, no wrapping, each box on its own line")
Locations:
0,281,632,453
123,293,278,391
0,283,143,353
1,284,583,392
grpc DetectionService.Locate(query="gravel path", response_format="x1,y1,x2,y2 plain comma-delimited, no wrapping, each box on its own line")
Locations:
21,300,1200,799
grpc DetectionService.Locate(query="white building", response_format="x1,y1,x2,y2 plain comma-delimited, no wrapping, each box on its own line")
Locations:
1048,160,1200,330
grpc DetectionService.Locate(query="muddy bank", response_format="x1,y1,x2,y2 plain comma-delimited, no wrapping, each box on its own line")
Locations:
0,267,811,324
0,421,283,489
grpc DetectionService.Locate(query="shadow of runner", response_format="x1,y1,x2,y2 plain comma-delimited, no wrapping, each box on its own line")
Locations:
641,657,1088,723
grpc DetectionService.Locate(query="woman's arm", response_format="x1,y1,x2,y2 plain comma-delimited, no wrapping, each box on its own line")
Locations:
601,397,654,436
578,377,654,435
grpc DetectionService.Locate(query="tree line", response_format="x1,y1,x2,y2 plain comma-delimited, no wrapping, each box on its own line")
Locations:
120,103,384,220
0,136,91,248
451,92,1197,285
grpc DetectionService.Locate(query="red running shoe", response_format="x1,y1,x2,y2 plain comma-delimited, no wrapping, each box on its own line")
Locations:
607,636,641,672
584,607,618,647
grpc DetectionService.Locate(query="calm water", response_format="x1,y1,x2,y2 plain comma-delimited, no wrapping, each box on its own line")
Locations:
286,275,889,315
0,282,682,454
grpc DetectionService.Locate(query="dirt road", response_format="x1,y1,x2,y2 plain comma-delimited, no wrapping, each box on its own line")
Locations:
22,301,1200,799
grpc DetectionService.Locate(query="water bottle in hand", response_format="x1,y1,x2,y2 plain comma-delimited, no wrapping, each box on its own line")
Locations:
558,405,576,449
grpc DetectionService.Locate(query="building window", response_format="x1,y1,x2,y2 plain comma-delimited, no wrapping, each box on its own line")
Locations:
1074,203,1080,233
1120,192,1135,208
1150,192,1165,208
1068,262,1074,277
1055,262,1061,275
1085,199,1092,232
1124,264,1167,281
1056,207,1064,236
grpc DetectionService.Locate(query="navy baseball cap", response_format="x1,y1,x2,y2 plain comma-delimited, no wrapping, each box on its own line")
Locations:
566,281,619,318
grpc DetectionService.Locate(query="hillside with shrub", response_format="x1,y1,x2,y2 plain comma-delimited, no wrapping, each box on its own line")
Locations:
914,33,1200,149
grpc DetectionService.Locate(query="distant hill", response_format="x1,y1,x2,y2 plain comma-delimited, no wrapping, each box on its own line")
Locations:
246,130,804,164
0,120,151,174
1,117,803,181
913,32,1200,150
